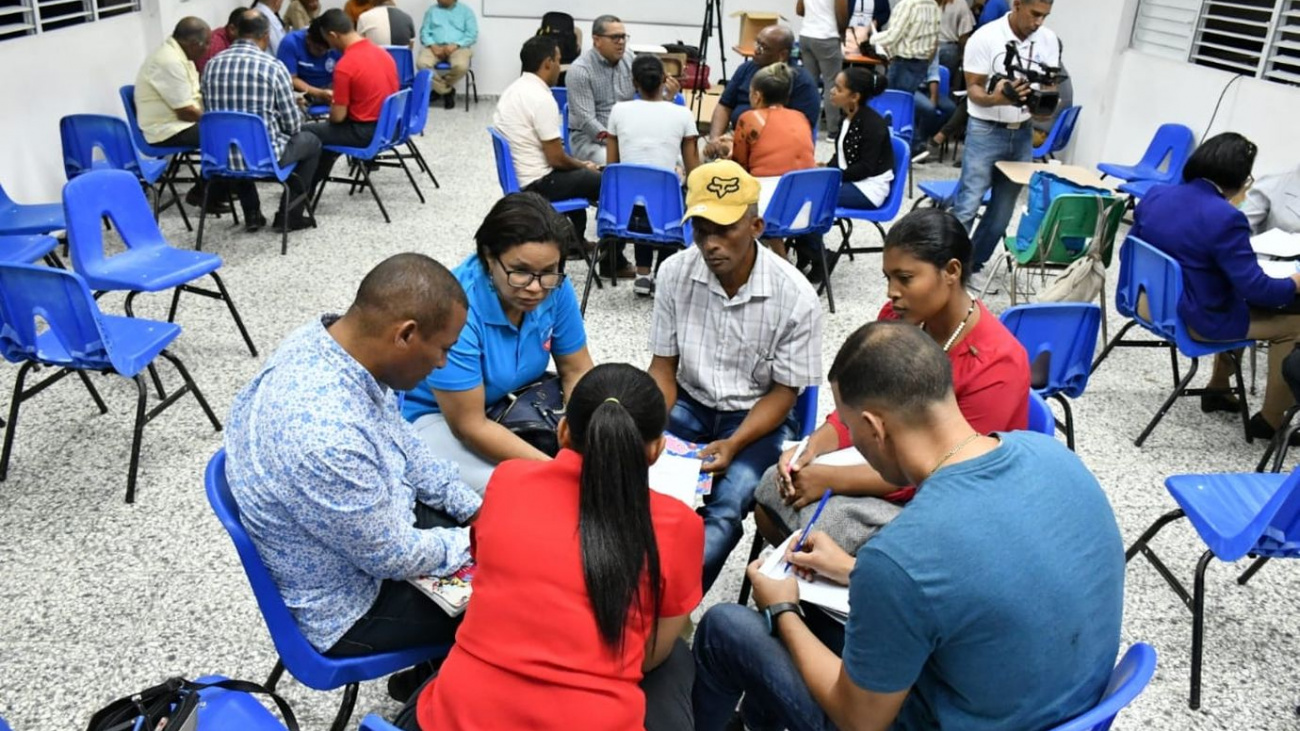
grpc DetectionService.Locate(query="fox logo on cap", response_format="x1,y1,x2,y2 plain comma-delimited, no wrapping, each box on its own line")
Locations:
706,177,741,199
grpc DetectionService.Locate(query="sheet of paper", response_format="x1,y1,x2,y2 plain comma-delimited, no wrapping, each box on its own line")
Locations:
1258,257,1300,279
649,453,704,508
759,533,852,615
1251,228,1300,259
779,444,868,468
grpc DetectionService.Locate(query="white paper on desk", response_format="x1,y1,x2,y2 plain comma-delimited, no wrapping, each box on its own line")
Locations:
779,444,868,468
1259,258,1300,279
649,453,704,508
1251,229,1300,259
759,533,852,616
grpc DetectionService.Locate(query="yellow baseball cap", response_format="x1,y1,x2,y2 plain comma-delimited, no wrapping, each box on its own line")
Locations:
682,160,762,226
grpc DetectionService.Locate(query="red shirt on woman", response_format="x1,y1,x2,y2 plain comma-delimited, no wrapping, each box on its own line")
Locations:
827,301,1030,501
417,450,704,731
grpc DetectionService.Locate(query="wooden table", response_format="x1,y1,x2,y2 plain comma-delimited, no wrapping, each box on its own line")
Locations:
843,53,884,67
996,161,1116,190
733,45,755,58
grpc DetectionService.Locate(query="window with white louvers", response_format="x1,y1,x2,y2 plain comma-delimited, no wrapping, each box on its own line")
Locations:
0,0,138,42
1130,0,1300,86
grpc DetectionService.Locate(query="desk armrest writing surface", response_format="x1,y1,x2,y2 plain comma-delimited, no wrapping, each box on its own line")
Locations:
996,161,1117,190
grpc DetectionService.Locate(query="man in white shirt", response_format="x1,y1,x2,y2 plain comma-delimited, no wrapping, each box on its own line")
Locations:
797,0,850,135
951,0,1059,293
938,0,975,86
252,0,287,53
1244,165,1300,235
492,36,601,248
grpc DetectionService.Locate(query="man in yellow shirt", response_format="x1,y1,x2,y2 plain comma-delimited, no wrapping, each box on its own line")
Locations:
134,17,228,212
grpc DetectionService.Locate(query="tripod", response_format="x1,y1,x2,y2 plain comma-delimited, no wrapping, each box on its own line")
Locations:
691,0,728,124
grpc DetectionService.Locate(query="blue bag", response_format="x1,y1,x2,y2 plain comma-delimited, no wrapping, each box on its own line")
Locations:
1014,170,1112,254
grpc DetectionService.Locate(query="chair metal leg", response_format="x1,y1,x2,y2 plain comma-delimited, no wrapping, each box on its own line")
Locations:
330,683,360,731
357,163,391,223
0,362,36,481
736,531,765,606
1169,344,1182,388
195,181,211,251
580,237,605,316
1126,508,1192,609
408,141,440,188
1050,393,1075,451
159,349,223,431
1236,556,1270,586
209,271,259,357
76,371,108,414
1229,350,1253,444
164,176,193,232
166,287,183,324
1266,415,1300,474
126,374,149,503
280,183,291,256
394,148,425,204
264,660,286,691
819,243,836,314
1090,320,1140,374
1189,549,1214,710
1135,355,1199,447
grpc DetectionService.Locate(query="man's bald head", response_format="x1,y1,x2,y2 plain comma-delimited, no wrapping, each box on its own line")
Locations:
754,25,795,66
349,253,467,337
172,17,211,61
236,9,270,40
829,321,955,423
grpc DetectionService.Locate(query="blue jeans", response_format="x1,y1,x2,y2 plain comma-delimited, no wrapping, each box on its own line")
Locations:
693,604,842,731
886,58,930,97
951,117,1033,271
669,390,797,592
913,91,956,150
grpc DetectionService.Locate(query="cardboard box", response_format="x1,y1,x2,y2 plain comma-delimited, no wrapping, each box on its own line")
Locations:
658,52,687,79
731,10,784,52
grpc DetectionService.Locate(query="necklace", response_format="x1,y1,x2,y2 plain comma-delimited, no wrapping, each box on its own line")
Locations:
931,302,976,352
930,432,981,475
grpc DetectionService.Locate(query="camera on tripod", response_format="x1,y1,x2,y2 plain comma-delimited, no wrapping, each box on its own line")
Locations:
987,41,1067,116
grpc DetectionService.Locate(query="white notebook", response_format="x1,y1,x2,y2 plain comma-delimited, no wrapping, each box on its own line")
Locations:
759,532,852,616
1251,228,1300,259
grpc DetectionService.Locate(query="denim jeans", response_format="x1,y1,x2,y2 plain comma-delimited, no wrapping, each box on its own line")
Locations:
669,390,796,592
951,117,1033,271
913,91,956,151
886,58,930,98
692,604,841,731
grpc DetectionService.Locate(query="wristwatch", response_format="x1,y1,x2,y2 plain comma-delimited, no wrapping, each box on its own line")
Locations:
763,602,805,636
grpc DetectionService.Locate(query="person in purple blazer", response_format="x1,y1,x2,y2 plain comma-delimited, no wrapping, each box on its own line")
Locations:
1131,132,1300,442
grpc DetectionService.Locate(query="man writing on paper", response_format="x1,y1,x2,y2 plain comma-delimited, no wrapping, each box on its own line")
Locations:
692,320,1124,731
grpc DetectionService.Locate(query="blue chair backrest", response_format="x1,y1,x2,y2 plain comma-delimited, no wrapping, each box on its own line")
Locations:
385,45,414,88
59,114,145,180
1115,236,1206,351
937,66,950,98
369,89,411,153
1048,643,1157,731
550,86,567,109
1000,303,1102,399
1035,105,1082,159
198,111,285,179
407,69,433,136
488,126,522,195
595,164,687,244
561,102,572,154
1140,123,1195,182
204,449,336,687
0,262,118,372
764,168,842,238
795,386,819,439
63,169,170,274
867,134,911,216
119,84,187,158
1028,392,1054,436
869,90,915,138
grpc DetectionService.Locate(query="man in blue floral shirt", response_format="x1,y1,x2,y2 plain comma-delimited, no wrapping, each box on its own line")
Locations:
225,253,476,685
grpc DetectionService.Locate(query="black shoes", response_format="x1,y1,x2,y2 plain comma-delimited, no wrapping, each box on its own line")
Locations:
386,660,439,703
443,88,456,110
1200,392,1241,414
1248,412,1300,445
272,209,315,232
243,211,268,233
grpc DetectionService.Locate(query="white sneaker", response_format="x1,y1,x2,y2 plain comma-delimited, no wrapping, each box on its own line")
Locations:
634,274,655,297
911,149,931,164
967,268,1000,296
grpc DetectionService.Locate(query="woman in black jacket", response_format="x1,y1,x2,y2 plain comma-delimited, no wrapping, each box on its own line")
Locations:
827,67,896,209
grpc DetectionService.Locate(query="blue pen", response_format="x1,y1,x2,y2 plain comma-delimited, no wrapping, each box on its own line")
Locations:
786,488,833,572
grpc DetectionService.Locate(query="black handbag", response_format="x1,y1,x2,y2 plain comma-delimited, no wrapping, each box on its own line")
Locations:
486,373,565,457
86,676,298,731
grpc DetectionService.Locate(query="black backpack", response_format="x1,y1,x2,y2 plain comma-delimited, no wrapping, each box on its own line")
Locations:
538,11,581,64
86,677,298,731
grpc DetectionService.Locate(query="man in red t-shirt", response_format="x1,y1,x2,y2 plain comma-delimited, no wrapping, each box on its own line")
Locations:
301,7,399,194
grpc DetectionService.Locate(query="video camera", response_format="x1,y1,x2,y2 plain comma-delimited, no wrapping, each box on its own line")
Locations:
988,41,1068,116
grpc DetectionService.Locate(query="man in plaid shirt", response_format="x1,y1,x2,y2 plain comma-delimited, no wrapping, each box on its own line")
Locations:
203,10,322,231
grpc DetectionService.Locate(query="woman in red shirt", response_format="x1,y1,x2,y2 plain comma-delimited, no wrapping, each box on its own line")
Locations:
396,363,704,731
754,208,1031,553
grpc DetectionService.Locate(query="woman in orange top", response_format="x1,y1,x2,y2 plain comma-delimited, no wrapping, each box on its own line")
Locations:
343,0,372,25
731,62,816,258
394,364,704,731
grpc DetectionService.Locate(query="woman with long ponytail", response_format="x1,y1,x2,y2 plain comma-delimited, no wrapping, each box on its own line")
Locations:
400,363,705,731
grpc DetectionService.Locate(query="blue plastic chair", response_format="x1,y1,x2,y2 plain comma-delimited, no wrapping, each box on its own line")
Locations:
1097,123,1195,184
1091,237,1253,447
764,168,843,312
737,384,822,605
0,180,64,237
585,164,687,313
434,56,477,111
911,178,989,212
64,169,258,359
869,91,916,197
550,86,567,109
1002,303,1102,450
0,263,220,503
1033,105,1082,162
197,111,312,255
1047,643,1157,731
1116,177,1169,202
59,114,190,231
0,714,9,731
1127,466,1300,709
390,69,439,189
313,89,418,223
191,674,296,730
488,127,589,215
0,235,60,266
119,85,202,221
205,449,450,731
561,102,573,154
1028,391,1054,436
832,134,909,265
385,45,414,88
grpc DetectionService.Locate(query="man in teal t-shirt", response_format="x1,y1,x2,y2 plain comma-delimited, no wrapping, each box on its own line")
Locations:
693,320,1125,731
416,0,477,108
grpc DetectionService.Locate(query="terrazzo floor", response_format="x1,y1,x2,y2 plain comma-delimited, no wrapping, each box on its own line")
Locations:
1,99,1297,730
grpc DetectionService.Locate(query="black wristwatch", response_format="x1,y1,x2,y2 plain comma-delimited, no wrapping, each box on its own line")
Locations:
763,602,805,636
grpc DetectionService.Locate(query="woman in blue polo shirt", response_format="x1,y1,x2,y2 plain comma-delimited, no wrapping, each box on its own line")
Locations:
403,192,594,492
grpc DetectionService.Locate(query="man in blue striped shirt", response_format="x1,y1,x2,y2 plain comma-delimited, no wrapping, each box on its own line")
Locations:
202,10,322,231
